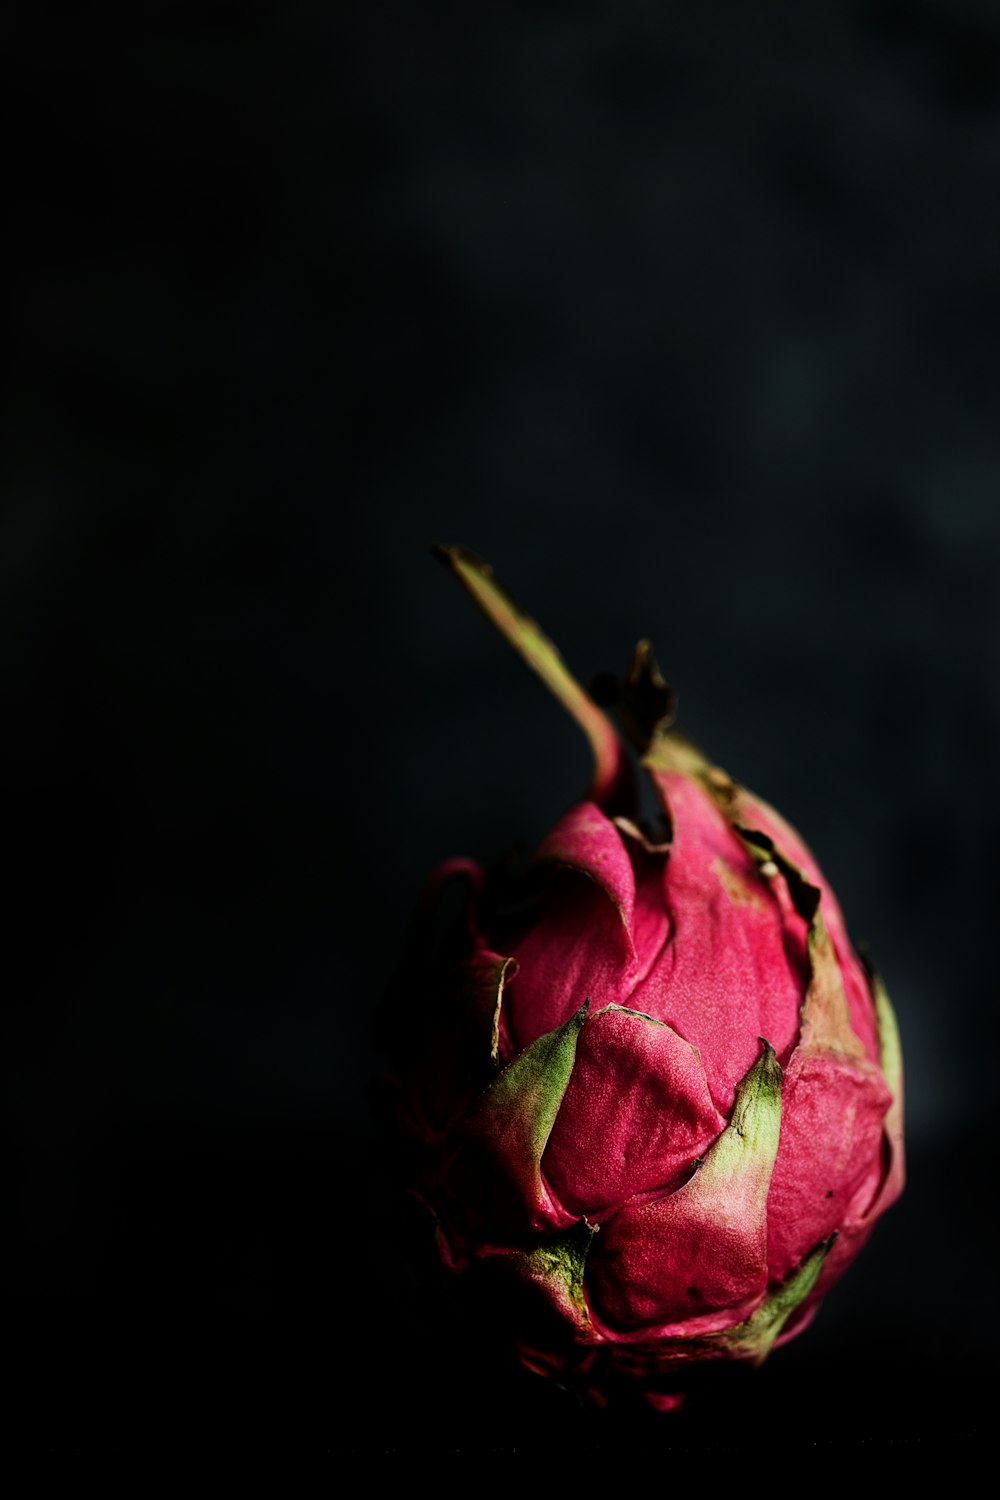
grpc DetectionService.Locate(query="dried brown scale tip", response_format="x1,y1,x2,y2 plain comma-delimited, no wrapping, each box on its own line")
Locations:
611,638,678,755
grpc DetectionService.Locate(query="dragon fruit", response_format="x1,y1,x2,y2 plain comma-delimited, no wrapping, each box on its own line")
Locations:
379,547,904,1410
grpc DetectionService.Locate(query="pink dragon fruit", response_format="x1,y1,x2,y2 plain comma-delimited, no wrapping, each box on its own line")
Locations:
380,547,904,1410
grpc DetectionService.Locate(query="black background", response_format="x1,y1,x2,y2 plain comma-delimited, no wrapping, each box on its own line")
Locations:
6,0,998,1461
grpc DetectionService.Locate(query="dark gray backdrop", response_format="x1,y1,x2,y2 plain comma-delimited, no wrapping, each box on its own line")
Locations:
6,0,997,1458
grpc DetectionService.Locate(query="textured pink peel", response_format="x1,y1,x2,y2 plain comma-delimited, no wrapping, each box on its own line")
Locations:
630,773,805,1114
586,1042,783,1336
534,801,640,963
541,1004,725,1218
764,881,892,1280
500,875,633,1056
765,1050,891,1282
734,787,882,1065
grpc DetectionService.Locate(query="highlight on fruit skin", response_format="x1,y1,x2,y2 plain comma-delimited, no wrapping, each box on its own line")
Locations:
376,546,904,1411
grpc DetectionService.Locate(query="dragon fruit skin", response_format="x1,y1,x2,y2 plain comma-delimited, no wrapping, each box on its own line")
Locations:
380,549,904,1407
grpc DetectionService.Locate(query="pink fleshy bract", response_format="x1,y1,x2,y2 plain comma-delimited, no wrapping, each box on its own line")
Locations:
541,1005,724,1220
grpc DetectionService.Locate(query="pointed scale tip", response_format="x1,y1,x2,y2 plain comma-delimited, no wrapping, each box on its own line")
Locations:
432,541,487,572
432,545,633,814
